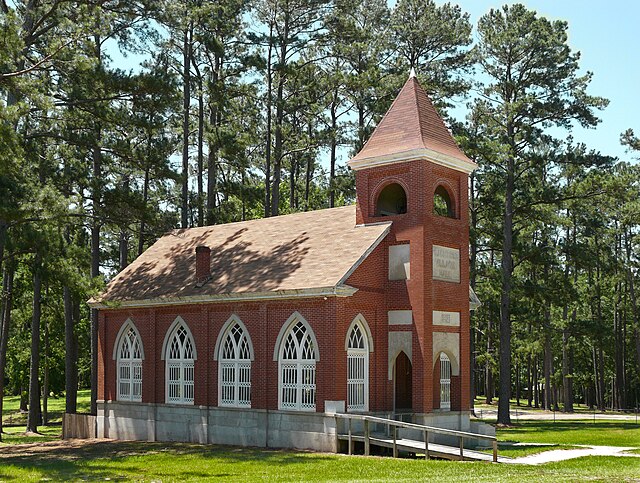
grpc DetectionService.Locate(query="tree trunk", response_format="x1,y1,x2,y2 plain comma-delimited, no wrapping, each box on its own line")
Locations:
264,20,274,217
119,230,128,272
515,361,520,406
498,154,514,425
64,286,77,414
181,21,193,229
614,230,625,409
562,322,573,412
533,357,539,408
485,316,493,404
0,266,14,441
543,303,552,410
527,354,533,407
27,252,43,433
357,104,365,151
90,27,103,418
329,93,337,208
43,315,49,426
138,167,149,256
270,14,289,217
197,77,204,227
0,221,6,287
207,95,218,225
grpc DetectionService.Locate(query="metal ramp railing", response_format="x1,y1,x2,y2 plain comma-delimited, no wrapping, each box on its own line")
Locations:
334,413,498,463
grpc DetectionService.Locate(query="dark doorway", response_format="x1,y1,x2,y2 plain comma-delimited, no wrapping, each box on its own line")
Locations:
394,351,412,411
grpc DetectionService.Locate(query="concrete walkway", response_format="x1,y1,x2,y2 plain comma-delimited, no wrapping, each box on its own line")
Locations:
505,445,640,465
473,408,640,422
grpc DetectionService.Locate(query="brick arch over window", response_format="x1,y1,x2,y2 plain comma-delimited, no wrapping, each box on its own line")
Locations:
433,181,457,218
343,314,374,352
161,316,197,405
431,346,459,376
214,314,254,408
272,312,320,362
274,312,319,411
371,179,409,217
344,314,373,412
112,319,144,402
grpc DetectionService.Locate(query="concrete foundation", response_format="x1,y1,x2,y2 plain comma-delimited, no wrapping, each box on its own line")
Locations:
97,400,338,452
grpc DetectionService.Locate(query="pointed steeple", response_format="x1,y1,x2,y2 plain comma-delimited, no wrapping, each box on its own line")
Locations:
348,75,476,173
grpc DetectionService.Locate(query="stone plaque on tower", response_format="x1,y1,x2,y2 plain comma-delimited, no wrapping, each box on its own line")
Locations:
432,245,460,283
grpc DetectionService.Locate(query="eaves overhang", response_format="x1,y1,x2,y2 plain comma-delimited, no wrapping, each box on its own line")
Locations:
89,285,359,310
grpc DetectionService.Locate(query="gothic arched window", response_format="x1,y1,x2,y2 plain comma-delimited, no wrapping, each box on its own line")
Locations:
164,319,196,404
440,353,451,410
277,315,318,411
217,318,253,407
115,322,143,402
346,320,370,412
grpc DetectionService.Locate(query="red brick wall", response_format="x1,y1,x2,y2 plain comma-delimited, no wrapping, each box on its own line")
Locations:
98,158,470,415
352,158,470,413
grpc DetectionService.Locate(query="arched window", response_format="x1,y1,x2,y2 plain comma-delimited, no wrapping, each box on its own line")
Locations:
346,321,369,412
164,319,196,404
115,323,143,402
440,353,451,410
375,183,407,216
434,185,454,218
216,317,253,407
277,315,318,411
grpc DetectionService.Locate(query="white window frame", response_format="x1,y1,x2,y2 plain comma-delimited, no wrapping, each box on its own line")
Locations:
113,320,144,402
345,314,373,412
162,317,197,405
440,353,451,410
274,312,319,412
214,315,254,408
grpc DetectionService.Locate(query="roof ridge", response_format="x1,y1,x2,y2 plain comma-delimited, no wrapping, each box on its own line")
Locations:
174,204,355,235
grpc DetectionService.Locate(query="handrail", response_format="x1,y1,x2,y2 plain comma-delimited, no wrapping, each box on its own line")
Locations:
334,413,496,442
334,412,498,463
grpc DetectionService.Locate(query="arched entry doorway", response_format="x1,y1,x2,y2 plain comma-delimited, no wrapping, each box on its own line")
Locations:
394,351,412,411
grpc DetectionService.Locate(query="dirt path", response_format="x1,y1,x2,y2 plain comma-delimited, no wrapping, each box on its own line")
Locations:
0,439,110,458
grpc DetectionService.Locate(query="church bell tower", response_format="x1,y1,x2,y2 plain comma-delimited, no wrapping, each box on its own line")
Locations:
348,72,477,415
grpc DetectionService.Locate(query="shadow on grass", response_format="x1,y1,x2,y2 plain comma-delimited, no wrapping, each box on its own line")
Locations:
0,440,333,481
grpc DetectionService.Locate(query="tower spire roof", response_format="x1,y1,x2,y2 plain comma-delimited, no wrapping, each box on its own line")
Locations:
348,75,476,173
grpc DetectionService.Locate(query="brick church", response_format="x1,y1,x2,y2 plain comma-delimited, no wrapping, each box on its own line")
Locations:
90,72,486,450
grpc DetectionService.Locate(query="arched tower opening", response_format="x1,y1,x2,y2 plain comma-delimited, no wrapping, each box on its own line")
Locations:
375,183,407,216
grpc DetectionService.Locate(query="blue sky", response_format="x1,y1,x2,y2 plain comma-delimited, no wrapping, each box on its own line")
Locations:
110,1,638,163
451,0,639,161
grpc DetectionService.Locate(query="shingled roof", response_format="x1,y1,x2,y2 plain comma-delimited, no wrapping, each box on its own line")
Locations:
90,205,391,308
348,74,476,173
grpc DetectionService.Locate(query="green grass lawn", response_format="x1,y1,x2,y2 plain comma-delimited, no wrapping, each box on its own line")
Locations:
2,412,639,481
496,420,640,446
0,425,61,445
0,441,639,482
2,389,91,425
